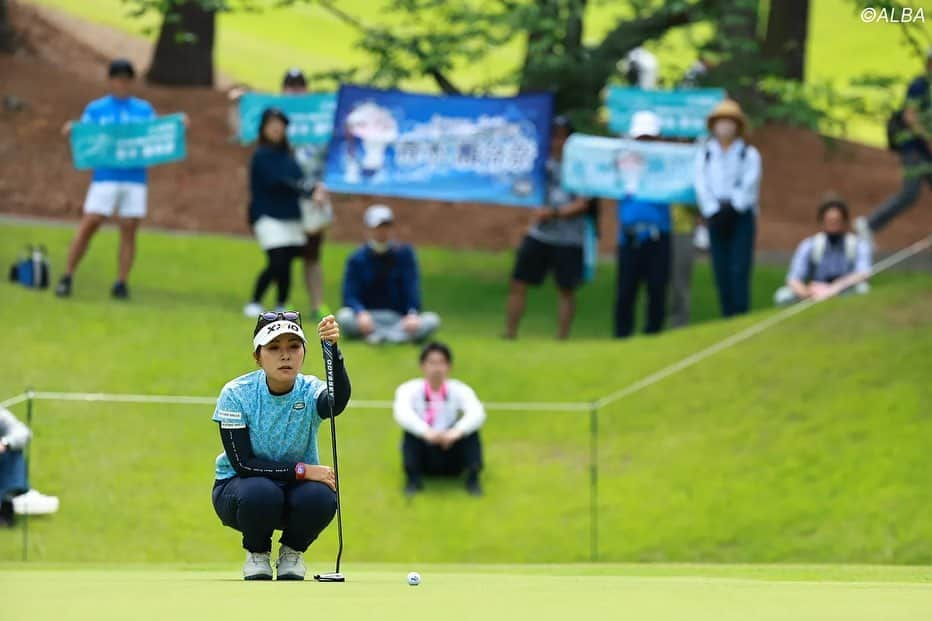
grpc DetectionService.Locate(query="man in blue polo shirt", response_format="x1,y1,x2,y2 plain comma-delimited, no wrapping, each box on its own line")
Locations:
336,205,441,344
614,111,672,338
56,59,156,300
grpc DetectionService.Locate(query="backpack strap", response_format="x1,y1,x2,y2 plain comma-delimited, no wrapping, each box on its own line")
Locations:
810,233,827,266
844,233,858,265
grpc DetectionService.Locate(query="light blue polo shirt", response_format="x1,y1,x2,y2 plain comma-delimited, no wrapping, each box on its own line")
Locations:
81,95,156,184
212,370,327,481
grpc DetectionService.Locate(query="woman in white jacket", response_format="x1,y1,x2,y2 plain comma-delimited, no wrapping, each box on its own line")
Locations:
393,342,486,497
694,99,762,318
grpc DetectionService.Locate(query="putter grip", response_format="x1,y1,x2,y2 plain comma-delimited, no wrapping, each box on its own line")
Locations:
321,340,336,410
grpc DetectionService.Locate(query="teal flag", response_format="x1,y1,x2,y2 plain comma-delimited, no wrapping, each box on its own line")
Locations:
606,88,725,138
70,114,186,170
238,93,337,145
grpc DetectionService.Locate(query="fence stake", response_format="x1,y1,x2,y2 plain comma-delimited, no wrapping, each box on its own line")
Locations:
589,403,599,562
23,387,33,562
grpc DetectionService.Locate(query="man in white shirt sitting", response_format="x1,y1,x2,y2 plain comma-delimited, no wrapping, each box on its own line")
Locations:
393,342,486,497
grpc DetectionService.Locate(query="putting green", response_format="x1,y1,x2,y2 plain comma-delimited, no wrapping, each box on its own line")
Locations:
4,564,930,621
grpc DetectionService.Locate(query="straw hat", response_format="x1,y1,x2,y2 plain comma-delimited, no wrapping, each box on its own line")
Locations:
707,99,748,137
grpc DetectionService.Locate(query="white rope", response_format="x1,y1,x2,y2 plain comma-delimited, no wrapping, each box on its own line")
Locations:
595,235,931,409
3,235,928,416
0,393,29,409
8,392,589,413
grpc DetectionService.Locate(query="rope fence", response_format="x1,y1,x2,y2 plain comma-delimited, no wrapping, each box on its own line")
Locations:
2,234,929,563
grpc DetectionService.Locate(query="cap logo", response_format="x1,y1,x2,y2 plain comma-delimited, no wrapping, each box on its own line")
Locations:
266,322,300,335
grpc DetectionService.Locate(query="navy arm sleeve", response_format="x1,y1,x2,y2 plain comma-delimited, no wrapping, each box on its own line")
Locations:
218,425,297,481
316,344,351,419
253,150,308,195
400,246,422,314
342,253,367,313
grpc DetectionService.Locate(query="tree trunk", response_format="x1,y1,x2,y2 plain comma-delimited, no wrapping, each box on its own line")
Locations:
706,0,761,104
564,0,586,55
0,0,17,53
519,0,561,93
147,0,215,86
762,0,809,80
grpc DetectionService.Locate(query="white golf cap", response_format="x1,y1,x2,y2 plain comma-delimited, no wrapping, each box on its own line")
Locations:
253,320,307,350
364,204,394,229
629,110,662,138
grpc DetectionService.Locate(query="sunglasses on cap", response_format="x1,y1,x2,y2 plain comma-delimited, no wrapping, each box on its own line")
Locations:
255,311,302,328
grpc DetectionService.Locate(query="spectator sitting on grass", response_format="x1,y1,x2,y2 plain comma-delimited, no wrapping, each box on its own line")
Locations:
393,342,486,497
337,205,440,344
0,406,59,528
774,194,872,306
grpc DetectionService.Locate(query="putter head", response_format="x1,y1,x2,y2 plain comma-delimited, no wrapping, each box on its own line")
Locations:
314,572,345,583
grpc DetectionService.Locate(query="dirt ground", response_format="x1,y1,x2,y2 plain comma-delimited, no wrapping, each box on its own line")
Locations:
2,0,930,253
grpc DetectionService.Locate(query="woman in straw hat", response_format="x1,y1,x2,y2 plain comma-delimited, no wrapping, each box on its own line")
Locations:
693,99,762,318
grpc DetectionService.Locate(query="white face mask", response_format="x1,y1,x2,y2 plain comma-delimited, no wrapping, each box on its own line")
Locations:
713,118,738,141
368,239,391,254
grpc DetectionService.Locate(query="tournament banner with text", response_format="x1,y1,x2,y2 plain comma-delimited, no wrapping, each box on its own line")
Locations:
238,92,337,145
70,114,187,170
606,87,725,138
562,134,698,203
323,85,553,206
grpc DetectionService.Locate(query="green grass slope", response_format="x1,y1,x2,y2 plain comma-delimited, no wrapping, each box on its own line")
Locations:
22,0,925,145
0,222,929,564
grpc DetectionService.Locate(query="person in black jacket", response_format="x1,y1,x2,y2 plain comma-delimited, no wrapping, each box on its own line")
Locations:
243,108,310,316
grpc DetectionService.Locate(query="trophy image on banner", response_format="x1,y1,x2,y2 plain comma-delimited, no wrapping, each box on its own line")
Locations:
343,102,399,183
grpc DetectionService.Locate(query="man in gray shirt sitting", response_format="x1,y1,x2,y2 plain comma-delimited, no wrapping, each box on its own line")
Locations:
775,195,872,306
504,116,594,340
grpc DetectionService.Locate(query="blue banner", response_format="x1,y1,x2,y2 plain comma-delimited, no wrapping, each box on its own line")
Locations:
606,87,725,138
70,114,187,170
238,93,337,145
562,134,698,203
323,85,553,206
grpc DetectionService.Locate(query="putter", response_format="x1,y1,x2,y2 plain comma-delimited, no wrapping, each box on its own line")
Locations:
314,339,345,583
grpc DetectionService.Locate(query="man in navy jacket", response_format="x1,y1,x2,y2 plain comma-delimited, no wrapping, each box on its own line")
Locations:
336,205,441,344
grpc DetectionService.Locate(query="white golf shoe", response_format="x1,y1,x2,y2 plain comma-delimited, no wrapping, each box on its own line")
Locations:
243,551,273,581
276,545,306,581
11,489,59,515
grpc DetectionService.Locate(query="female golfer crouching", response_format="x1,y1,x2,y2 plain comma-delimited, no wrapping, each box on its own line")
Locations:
211,312,350,581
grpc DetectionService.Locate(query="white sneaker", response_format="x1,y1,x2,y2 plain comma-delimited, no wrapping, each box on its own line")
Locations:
243,302,264,318
11,489,59,515
243,551,273,581
276,545,306,581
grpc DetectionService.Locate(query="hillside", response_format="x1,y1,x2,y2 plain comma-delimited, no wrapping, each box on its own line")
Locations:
2,0,931,253
0,223,929,564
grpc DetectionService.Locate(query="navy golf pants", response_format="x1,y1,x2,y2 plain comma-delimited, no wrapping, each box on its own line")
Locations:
212,477,336,553
402,431,483,486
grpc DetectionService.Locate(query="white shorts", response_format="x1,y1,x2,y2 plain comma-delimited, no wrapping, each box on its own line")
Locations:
83,182,148,219
254,217,306,250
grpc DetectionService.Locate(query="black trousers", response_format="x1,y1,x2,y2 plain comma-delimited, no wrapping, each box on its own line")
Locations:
212,477,336,553
251,246,302,306
708,211,755,318
402,431,483,486
614,233,671,338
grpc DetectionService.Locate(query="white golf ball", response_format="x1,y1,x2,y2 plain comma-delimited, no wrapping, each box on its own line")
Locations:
407,571,421,586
